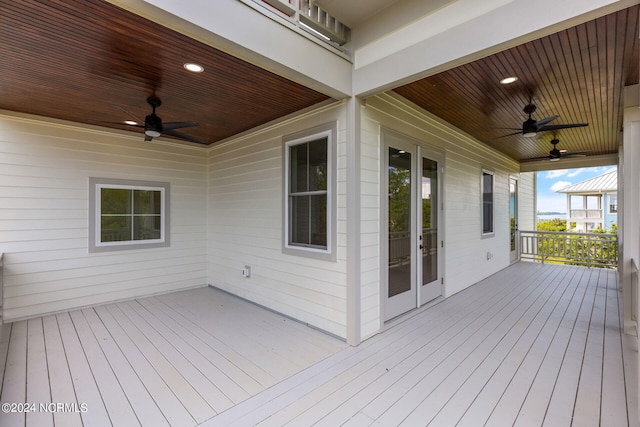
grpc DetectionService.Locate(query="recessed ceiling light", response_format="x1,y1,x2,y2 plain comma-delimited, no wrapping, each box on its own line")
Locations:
500,76,518,84
183,63,204,73
124,120,137,126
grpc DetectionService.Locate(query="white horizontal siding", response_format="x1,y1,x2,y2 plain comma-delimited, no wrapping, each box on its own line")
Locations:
359,115,382,339
362,92,521,308
0,113,208,321
518,172,536,231
207,103,349,339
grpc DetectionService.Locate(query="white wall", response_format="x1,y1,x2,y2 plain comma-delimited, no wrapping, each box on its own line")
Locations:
206,102,350,339
0,113,208,321
359,93,520,337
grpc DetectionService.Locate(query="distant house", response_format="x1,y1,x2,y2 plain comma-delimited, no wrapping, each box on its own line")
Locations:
557,170,617,232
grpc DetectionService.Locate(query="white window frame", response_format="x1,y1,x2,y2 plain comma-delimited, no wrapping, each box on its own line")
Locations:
481,169,495,237
283,122,336,261
89,178,170,253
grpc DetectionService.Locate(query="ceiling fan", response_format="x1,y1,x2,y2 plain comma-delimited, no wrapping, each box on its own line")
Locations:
524,138,591,162
501,103,588,138
547,138,590,161
97,96,204,144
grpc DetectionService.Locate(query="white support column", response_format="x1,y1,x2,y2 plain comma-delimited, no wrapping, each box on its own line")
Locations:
621,84,640,336
346,96,362,346
622,82,640,427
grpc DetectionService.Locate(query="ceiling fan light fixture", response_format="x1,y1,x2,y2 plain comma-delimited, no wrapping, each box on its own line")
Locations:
549,157,561,162
523,131,537,138
183,63,204,73
500,76,517,84
145,129,161,138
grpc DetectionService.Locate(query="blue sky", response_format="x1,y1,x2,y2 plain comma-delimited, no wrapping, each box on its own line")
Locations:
536,166,617,213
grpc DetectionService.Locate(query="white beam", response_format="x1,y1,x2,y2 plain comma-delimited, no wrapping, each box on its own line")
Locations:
519,153,618,173
353,0,637,97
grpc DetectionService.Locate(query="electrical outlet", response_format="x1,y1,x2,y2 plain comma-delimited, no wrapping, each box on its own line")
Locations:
242,265,251,277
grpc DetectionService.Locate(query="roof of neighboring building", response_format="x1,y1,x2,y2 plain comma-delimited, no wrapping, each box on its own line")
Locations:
557,170,617,194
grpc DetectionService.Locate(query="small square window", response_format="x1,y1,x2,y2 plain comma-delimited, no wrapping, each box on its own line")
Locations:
89,178,169,252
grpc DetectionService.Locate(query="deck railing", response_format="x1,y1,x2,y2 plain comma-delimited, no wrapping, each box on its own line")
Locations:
252,0,350,45
569,209,602,219
519,230,618,268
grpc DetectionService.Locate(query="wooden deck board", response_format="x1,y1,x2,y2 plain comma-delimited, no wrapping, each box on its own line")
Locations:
56,312,111,427
42,315,83,427
0,321,27,427
93,304,196,427
82,307,170,427
600,269,629,427
68,309,140,426
25,318,53,427
0,263,635,427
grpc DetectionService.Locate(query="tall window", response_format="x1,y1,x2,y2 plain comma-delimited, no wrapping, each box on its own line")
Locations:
89,178,169,252
482,170,494,235
609,194,618,213
284,123,335,259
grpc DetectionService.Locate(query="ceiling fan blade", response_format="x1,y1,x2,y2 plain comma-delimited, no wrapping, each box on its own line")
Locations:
563,151,591,158
162,121,199,131
537,123,588,132
534,115,559,127
162,129,205,144
110,104,145,124
521,156,552,162
88,119,144,128
494,131,523,139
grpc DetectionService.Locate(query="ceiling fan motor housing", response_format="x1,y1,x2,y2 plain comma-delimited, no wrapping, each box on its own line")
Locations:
145,113,162,133
522,117,537,133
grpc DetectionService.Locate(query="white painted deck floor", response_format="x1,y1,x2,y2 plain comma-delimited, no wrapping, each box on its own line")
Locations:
0,262,637,426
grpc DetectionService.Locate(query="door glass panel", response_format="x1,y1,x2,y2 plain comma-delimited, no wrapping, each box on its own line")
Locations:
422,158,438,285
388,148,412,297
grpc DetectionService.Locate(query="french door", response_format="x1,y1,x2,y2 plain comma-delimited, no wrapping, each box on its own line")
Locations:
384,135,442,321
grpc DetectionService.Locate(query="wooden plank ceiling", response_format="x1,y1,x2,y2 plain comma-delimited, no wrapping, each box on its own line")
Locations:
0,0,330,146
0,0,638,162
394,5,639,162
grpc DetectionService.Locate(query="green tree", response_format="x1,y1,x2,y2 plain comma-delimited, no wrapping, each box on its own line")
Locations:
388,166,411,232
537,219,566,232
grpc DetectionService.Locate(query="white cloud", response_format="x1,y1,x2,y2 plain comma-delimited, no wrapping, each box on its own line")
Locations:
567,168,584,177
546,169,568,179
551,181,572,192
